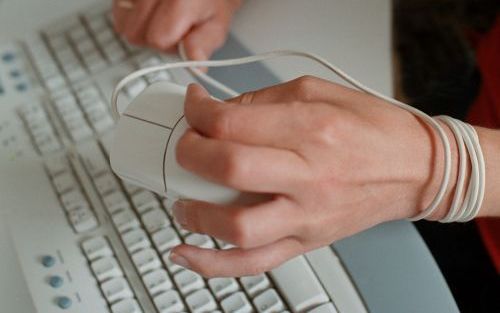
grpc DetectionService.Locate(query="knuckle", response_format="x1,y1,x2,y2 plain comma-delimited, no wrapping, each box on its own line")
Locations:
293,75,319,101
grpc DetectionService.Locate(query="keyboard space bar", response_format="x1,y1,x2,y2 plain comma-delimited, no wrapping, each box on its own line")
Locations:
270,255,329,312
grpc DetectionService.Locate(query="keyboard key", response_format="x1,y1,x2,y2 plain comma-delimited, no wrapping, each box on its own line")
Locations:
270,255,329,312
90,114,114,133
253,289,285,313
122,228,151,253
240,274,270,298
162,252,184,274
131,248,161,274
94,173,120,196
142,269,172,296
45,154,69,177
85,53,107,73
91,256,123,282
124,78,147,98
68,121,93,141
141,208,170,233
123,181,142,195
215,239,235,250
101,276,133,303
86,15,108,33
174,269,205,296
60,189,87,212
95,28,116,44
186,288,217,313
154,290,185,313
172,220,190,237
102,41,127,64
305,247,367,313
82,236,113,261
208,277,239,300
132,191,160,214
111,298,143,313
52,172,76,194
152,227,181,253
103,190,131,214
308,303,338,313
221,292,253,313
79,140,108,177
146,71,172,84
185,233,215,249
68,204,98,233
112,208,140,233
45,74,66,92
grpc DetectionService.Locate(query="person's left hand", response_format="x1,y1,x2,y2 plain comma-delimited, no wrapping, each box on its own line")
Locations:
168,77,450,277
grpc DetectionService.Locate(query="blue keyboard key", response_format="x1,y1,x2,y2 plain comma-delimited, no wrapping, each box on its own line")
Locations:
56,296,72,309
1,52,15,63
9,69,21,78
49,276,64,288
41,255,56,267
15,82,28,92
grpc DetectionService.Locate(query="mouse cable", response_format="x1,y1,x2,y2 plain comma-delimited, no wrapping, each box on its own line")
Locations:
111,49,485,222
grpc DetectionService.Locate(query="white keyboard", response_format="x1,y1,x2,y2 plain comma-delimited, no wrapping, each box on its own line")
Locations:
0,3,366,313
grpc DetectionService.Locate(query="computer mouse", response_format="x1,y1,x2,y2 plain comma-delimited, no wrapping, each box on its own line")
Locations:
110,81,254,204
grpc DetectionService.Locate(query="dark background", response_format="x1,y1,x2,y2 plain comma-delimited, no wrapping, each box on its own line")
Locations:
393,0,499,311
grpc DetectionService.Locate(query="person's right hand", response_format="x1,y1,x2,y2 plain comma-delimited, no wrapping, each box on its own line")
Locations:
112,0,242,60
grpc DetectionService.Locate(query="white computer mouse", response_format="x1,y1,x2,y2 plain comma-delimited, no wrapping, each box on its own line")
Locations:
110,81,255,204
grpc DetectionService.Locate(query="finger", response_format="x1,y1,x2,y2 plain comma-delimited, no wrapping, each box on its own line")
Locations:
146,0,214,51
183,20,229,60
184,84,311,149
169,237,304,277
122,0,160,45
176,129,309,193
112,0,135,33
173,196,301,248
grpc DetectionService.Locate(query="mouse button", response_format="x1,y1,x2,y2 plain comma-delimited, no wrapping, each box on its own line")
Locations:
124,82,186,128
110,115,171,196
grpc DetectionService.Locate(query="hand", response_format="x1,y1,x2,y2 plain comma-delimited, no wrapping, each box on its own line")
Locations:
169,76,455,277
112,0,242,60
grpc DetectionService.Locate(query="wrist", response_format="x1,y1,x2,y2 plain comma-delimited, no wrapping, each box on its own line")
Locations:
402,118,460,221
476,127,500,217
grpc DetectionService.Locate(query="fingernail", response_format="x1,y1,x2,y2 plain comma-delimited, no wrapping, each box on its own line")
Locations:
169,251,190,269
172,200,187,227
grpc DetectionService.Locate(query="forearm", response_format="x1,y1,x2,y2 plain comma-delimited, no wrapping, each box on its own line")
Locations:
477,126,500,217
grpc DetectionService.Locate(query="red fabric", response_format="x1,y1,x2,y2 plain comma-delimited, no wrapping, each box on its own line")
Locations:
466,16,500,274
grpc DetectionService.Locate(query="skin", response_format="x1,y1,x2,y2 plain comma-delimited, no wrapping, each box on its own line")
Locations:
113,1,500,277
113,0,242,60
168,79,500,277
